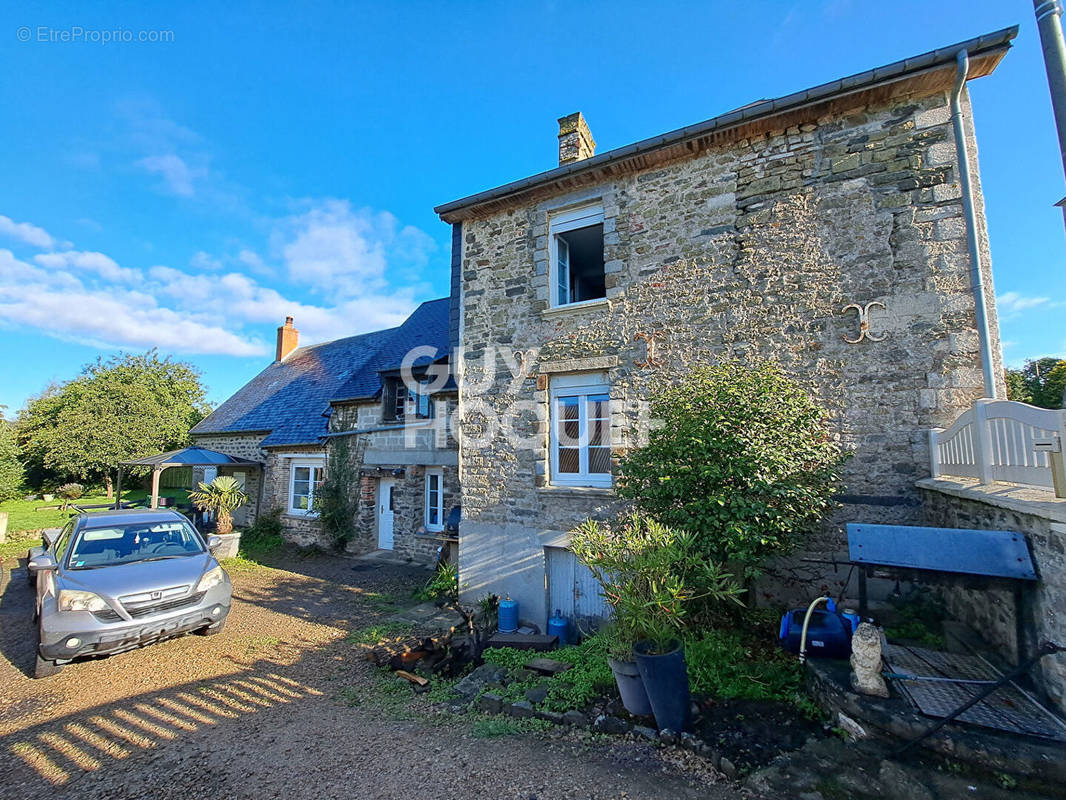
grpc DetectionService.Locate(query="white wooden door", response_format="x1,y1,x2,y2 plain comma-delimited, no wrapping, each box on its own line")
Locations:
377,479,395,550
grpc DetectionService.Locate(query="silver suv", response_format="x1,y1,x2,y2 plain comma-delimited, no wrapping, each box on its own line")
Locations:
28,509,232,678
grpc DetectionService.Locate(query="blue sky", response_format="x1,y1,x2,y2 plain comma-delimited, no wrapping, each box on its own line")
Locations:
1,0,1063,415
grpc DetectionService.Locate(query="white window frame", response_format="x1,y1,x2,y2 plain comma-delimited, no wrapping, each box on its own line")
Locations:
288,459,324,516
549,373,612,488
424,469,444,532
548,204,605,309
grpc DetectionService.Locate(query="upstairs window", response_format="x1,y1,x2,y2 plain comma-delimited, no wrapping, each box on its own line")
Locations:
550,205,605,307
384,377,433,422
549,374,612,488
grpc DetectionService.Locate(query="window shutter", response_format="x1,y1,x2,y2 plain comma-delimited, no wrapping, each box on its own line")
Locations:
383,380,396,421
556,236,570,305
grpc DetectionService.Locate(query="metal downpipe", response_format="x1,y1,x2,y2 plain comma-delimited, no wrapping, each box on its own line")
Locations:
950,49,999,399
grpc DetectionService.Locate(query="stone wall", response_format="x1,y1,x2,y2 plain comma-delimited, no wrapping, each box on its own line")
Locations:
456,89,1002,624
327,395,459,560
919,477,1066,711
189,431,328,545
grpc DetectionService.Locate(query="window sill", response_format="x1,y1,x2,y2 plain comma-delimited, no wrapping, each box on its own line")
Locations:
537,485,616,499
284,511,319,520
542,298,608,317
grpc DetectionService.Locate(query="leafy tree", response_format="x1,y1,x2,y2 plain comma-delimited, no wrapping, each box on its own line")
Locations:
17,350,209,496
1008,358,1066,409
617,362,845,574
1004,368,1033,404
0,415,24,502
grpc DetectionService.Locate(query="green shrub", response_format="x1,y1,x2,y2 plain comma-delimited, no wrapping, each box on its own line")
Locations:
414,562,459,604
685,629,805,705
316,439,359,550
570,514,742,653
236,507,285,563
617,362,845,574
58,482,84,501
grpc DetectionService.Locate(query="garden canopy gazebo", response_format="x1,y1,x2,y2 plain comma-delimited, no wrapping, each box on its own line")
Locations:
117,447,262,510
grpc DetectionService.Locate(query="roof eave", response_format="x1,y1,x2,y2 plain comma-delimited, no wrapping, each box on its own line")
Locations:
434,25,1017,223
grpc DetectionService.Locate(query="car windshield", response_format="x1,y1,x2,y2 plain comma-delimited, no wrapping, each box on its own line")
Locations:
66,520,205,570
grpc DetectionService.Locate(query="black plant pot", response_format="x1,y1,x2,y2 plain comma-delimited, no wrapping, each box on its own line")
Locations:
633,639,691,732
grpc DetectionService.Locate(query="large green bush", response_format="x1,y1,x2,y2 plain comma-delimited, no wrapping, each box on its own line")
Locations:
618,362,844,573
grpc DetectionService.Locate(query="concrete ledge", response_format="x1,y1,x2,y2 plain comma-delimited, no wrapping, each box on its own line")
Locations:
916,477,1066,524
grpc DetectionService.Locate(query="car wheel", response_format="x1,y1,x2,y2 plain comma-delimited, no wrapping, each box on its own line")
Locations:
34,652,62,679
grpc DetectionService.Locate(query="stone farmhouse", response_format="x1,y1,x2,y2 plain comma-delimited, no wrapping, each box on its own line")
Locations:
190,298,458,560
433,28,1018,630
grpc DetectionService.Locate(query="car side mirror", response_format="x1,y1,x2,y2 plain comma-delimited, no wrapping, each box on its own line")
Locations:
41,528,61,547
28,553,58,572
207,535,222,553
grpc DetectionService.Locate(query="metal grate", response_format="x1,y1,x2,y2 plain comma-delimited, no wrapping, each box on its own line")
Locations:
883,644,1066,742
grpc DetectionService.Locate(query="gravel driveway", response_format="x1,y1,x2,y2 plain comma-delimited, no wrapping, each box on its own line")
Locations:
0,552,736,800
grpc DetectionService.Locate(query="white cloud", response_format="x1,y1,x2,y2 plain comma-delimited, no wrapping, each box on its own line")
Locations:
997,291,1050,314
2,199,434,362
190,250,222,271
0,215,67,250
35,250,141,283
135,154,203,197
0,250,265,357
275,199,437,298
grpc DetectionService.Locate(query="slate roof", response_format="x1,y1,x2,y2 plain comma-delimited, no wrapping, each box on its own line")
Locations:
191,298,450,448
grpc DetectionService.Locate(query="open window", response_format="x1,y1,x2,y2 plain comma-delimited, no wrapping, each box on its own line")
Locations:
383,377,433,423
550,205,605,307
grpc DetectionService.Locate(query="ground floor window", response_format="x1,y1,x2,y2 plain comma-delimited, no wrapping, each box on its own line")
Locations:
289,461,324,515
549,374,612,488
424,469,444,531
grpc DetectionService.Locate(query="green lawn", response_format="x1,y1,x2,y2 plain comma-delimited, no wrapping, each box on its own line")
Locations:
1,488,192,533
0,488,190,563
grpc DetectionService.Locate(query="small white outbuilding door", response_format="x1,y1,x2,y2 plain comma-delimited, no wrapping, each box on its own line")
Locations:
377,479,395,550
546,547,611,634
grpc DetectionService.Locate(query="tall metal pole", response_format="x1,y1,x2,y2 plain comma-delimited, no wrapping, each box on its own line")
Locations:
1035,0,1066,213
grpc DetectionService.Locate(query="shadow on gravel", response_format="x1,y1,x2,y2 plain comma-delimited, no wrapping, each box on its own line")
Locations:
1,656,326,796
0,555,39,679
228,558,426,629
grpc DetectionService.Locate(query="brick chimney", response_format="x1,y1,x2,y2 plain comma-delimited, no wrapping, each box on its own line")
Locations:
558,112,596,165
276,316,298,361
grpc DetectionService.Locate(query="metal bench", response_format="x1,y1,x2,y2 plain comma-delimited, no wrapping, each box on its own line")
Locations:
847,522,1037,655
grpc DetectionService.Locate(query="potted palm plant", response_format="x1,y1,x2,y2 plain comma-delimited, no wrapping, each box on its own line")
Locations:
188,475,248,558
570,514,741,730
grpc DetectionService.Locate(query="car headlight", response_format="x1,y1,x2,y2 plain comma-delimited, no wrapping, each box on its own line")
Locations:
196,566,226,593
57,589,110,613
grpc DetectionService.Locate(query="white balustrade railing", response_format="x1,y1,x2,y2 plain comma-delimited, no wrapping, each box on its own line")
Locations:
929,399,1066,497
